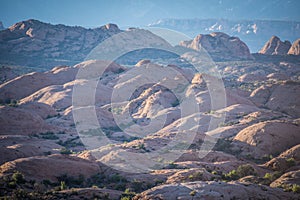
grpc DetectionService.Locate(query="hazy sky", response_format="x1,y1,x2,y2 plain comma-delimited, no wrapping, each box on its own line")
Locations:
1,0,300,28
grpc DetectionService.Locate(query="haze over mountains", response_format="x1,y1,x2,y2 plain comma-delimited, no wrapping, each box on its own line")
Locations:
0,19,300,71
149,18,300,52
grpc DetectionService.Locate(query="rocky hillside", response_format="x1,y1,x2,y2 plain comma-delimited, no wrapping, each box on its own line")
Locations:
0,19,121,68
149,18,300,52
0,54,300,199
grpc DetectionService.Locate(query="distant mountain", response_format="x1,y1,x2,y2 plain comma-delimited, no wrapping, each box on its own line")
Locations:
288,39,300,55
259,36,291,55
0,19,121,68
179,32,253,61
0,21,4,31
148,18,300,52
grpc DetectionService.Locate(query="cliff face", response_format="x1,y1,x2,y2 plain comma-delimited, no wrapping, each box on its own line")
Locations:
0,19,121,68
259,36,291,55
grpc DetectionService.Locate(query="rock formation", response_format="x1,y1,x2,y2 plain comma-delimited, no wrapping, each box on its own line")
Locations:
259,36,291,55
179,32,253,61
0,19,121,68
288,39,300,55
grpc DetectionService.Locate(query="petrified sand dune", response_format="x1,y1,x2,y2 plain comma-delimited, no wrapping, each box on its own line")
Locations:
250,81,300,118
0,135,62,165
0,154,101,181
134,181,299,200
233,121,300,159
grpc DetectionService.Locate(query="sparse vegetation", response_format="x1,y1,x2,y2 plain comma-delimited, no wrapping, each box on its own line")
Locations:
0,98,18,107
188,172,203,181
12,171,25,184
286,158,296,167
39,132,59,140
59,148,73,155
263,171,282,184
224,164,256,180
57,136,84,148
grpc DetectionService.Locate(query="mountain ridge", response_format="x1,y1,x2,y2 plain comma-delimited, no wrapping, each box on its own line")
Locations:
149,18,300,52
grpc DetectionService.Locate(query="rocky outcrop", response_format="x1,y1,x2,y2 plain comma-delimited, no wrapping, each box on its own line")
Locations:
233,121,300,159
134,181,299,200
264,144,300,172
0,135,62,164
250,81,300,118
0,19,121,68
288,39,300,55
259,36,291,55
271,170,300,188
0,154,101,181
179,32,253,61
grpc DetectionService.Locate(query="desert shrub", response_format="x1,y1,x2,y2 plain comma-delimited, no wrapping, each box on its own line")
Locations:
57,174,85,188
60,148,72,155
224,165,256,180
236,164,256,177
167,162,178,169
188,172,203,180
262,154,273,162
121,188,136,200
282,184,300,193
1,98,18,107
12,171,25,184
190,190,196,196
57,137,84,148
286,158,296,167
8,181,17,188
39,132,59,140
224,170,239,180
211,170,218,175
292,184,300,193
213,139,232,153
60,181,67,190
264,171,282,183
109,174,127,183
11,189,27,199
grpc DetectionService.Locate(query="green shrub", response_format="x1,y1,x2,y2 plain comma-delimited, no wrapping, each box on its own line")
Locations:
264,171,281,183
188,172,203,180
121,188,136,200
39,132,59,140
212,170,218,175
190,190,196,196
60,181,67,190
60,148,72,155
12,171,25,184
292,184,300,193
236,164,256,177
286,158,296,167
224,170,239,180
